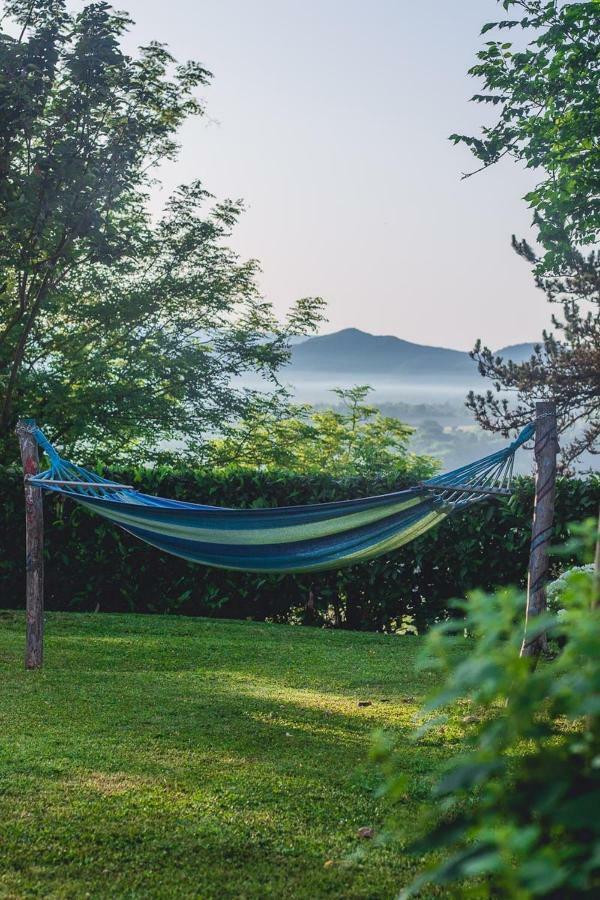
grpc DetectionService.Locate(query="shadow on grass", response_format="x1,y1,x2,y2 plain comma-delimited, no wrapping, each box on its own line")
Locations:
0,612,461,898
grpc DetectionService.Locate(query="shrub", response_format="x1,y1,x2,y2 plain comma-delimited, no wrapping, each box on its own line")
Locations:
373,520,600,897
547,564,595,613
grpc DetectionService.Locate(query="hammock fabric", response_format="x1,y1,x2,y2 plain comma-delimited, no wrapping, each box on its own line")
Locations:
28,424,534,574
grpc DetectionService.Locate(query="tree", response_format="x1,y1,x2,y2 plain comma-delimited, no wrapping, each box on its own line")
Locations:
204,385,438,480
454,0,600,467
451,0,600,271
0,1,323,460
467,239,600,469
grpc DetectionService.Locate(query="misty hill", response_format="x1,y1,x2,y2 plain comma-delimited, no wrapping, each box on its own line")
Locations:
289,328,475,378
495,342,538,363
289,329,538,379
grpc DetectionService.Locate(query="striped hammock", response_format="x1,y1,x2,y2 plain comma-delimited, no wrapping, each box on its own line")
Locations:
27,424,534,574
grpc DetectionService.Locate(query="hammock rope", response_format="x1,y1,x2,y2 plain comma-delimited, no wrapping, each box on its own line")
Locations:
27,424,534,574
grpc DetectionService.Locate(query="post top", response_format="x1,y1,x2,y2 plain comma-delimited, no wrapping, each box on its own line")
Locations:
15,418,37,436
534,400,556,414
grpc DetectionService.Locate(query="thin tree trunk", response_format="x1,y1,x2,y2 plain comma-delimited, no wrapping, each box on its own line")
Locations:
304,584,316,625
0,276,51,430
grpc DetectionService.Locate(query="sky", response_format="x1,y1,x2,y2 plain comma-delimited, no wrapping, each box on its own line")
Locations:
114,0,549,350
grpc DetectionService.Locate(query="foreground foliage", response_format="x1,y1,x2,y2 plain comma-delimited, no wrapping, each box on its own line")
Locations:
0,611,458,898
375,524,600,897
1,465,598,631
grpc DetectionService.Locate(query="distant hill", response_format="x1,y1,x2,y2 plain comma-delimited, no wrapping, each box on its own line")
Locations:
494,342,538,362
288,329,540,378
289,328,476,378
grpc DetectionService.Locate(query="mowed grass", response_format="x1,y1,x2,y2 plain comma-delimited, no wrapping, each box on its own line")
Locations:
0,611,463,899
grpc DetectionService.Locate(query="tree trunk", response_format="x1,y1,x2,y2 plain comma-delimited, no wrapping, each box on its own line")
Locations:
345,585,363,630
521,401,557,659
303,584,317,625
1,273,53,432
16,419,44,669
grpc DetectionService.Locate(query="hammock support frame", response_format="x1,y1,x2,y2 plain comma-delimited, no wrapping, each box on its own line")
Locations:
417,483,511,497
15,405,557,670
521,400,558,658
25,477,136,490
16,420,44,669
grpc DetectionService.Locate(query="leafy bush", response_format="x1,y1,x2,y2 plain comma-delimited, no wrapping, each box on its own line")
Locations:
373,520,600,897
1,463,598,630
547,564,595,613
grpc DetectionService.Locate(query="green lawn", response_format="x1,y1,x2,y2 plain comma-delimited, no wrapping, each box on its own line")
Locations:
0,611,462,899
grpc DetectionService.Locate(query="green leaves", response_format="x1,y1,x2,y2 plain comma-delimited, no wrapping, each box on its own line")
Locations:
374,521,600,897
0,1,325,458
455,1,600,269
467,242,600,468
204,385,436,480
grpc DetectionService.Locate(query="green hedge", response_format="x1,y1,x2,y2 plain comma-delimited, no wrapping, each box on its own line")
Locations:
1,465,598,631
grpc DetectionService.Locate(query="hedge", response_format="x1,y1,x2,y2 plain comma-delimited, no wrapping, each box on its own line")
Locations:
1,464,598,631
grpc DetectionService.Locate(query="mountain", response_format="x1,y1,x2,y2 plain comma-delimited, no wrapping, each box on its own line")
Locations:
289,328,476,378
288,329,540,378
494,342,538,362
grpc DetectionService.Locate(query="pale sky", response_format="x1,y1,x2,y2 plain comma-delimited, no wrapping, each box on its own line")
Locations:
116,0,550,350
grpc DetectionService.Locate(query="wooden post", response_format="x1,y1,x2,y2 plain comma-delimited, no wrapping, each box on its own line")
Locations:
16,419,44,669
593,506,600,611
521,400,557,658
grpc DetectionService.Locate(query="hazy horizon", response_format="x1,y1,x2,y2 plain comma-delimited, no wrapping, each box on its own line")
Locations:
86,0,551,350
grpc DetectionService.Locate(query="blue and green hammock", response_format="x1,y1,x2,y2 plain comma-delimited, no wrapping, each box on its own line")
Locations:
27,424,534,574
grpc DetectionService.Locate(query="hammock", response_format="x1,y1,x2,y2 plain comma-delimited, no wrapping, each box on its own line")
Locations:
27,424,534,574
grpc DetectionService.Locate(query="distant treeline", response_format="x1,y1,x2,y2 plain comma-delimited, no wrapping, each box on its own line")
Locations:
318,399,467,422
1,465,598,631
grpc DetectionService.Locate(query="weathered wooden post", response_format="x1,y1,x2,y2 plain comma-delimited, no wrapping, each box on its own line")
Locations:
521,400,558,658
593,506,600,611
16,419,44,669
